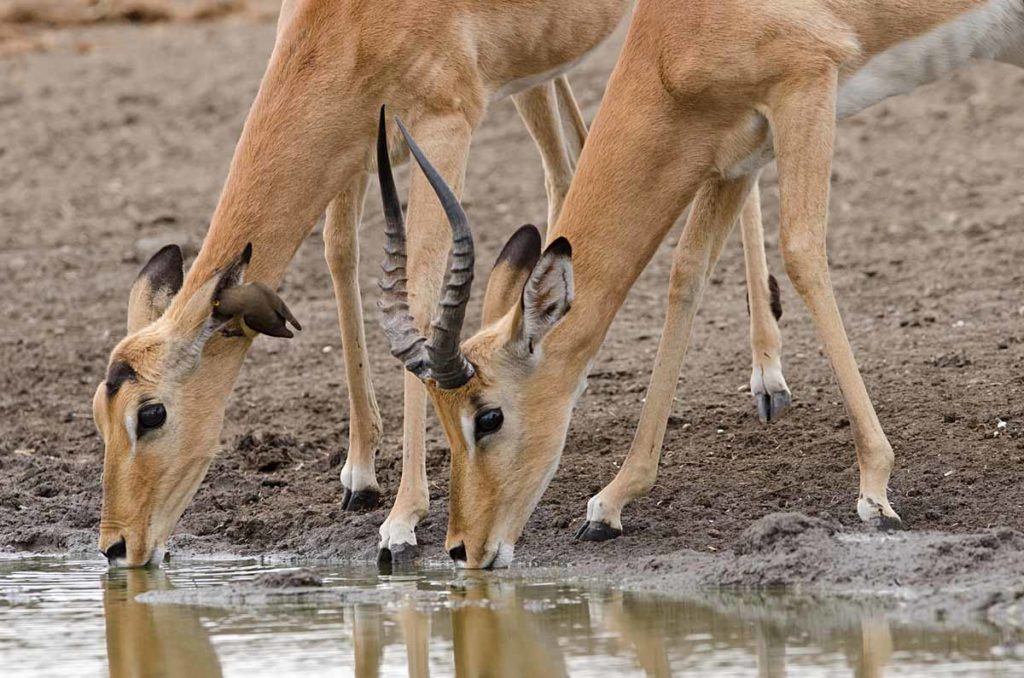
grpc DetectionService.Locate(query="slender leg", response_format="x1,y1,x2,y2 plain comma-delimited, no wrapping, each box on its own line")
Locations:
513,81,576,229
378,112,477,564
554,75,588,163
767,68,900,527
324,176,384,510
578,174,756,539
740,182,792,423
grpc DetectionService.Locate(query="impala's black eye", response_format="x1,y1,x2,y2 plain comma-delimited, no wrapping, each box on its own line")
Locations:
474,408,504,440
137,403,166,434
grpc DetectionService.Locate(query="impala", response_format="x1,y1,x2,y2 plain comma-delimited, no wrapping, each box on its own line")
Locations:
377,0,1024,568
93,0,791,567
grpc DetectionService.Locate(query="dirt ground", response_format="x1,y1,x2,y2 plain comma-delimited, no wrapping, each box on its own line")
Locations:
1,10,1023,583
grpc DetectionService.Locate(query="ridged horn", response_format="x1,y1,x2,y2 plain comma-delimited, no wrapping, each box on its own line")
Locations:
394,117,475,390
375,107,431,380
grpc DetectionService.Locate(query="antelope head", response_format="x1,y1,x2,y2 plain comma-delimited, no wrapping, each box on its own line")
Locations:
377,111,577,569
94,243,299,567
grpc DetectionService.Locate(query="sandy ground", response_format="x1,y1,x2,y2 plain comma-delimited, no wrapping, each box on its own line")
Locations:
1,7,1023,622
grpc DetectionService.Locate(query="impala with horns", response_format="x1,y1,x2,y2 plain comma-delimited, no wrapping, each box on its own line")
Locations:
379,0,1024,568
93,0,795,568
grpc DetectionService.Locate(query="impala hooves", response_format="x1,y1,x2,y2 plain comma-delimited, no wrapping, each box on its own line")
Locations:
341,487,383,512
755,387,792,424
377,542,419,574
858,496,902,532
574,520,623,542
873,514,904,532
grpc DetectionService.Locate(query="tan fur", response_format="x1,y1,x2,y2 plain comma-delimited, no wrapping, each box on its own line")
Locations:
425,0,1007,566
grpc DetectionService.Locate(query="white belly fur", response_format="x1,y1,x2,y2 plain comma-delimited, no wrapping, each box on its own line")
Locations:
725,0,1024,178
489,42,600,102
837,0,1024,117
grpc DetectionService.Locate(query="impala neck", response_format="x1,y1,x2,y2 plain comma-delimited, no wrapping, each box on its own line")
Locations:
177,42,375,302
541,52,715,380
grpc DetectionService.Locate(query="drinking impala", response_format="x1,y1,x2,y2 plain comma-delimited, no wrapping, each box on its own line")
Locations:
376,0,1024,568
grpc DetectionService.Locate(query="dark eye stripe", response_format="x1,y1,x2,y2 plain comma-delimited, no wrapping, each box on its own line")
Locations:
105,361,136,397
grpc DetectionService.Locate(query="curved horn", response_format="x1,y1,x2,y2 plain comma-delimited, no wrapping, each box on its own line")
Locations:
395,117,476,390
376,107,431,379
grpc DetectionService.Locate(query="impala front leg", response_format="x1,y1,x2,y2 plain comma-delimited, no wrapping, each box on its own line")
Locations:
324,176,384,510
578,175,755,541
767,68,900,529
378,112,477,566
740,182,791,423
513,81,576,229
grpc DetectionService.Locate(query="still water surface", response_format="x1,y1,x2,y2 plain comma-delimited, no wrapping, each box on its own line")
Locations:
1,556,1022,677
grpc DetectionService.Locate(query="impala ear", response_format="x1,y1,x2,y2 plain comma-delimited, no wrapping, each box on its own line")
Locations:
127,244,184,334
516,237,573,353
162,244,252,373
482,225,542,326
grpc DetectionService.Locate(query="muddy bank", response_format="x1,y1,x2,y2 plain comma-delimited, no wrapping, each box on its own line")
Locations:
130,512,1024,633
608,513,1024,631
1,6,1024,614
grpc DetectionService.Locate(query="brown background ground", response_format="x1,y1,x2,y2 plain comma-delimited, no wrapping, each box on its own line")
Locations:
1,8,1022,566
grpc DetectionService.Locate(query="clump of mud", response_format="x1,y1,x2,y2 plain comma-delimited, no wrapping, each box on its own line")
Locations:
236,430,297,474
715,513,841,587
919,529,1024,579
252,568,323,589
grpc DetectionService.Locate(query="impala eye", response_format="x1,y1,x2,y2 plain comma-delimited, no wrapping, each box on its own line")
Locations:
474,408,504,440
137,403,167,435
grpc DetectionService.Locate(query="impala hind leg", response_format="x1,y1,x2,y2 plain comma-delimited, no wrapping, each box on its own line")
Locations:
768,69,900,528
324,176,384,511
577,175,756,541
377,113,476,566
554,75,588,161
513,81,576,229
741,182,791,423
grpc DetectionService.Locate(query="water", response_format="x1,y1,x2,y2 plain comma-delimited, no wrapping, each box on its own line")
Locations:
0,556,1022,677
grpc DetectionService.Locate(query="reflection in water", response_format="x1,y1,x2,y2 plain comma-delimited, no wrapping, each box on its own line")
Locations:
1,558,1019,677
102,568,222,678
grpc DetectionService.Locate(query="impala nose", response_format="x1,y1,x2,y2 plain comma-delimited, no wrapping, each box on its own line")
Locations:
448,543,467,563
102,538,127,564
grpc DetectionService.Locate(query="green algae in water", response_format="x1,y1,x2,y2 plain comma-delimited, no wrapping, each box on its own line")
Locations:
0,556,1022,677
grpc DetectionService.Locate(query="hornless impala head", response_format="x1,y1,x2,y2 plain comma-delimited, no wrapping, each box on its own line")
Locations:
94,244,298,567
377,111,578,569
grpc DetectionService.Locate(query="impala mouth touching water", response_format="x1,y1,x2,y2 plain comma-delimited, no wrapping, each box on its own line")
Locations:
94,245,300,568
376,0,1024,568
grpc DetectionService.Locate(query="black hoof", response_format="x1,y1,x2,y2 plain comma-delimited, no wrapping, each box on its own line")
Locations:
377,543,419,574
573,520,622,542
342,487,382,512
873,514,903,532
756,390,792,424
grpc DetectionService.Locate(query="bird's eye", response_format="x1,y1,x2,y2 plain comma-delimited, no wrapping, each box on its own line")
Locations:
137,403,167,435
474,408,504,440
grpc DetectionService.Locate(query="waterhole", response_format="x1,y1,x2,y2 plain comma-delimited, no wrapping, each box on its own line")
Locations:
1,556,1021,676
